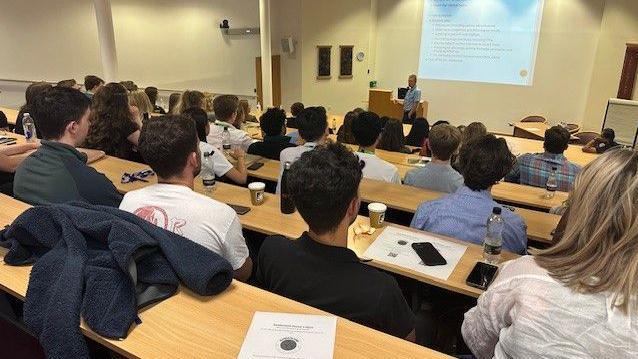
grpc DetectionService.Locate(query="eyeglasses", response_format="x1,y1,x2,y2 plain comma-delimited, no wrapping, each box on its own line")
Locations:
121,169,155,184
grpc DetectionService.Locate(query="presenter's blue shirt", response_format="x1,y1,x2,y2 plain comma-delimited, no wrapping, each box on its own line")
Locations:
403,87,421,111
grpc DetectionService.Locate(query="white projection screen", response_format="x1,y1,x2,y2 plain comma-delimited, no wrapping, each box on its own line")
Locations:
418,0,545,86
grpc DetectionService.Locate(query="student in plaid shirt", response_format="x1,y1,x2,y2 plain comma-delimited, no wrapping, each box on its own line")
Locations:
506,126,581,192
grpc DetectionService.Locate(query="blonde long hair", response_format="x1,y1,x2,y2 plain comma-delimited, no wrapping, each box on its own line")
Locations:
128,89,153,116
534,149,638,314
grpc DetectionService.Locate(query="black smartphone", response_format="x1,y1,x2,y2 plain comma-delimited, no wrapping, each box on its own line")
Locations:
466,262,499,290
0,137,17,145
229,204,251,215
412,242,447,266
247,162,264,171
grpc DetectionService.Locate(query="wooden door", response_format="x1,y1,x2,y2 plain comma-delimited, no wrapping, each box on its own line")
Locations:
255,55,281,108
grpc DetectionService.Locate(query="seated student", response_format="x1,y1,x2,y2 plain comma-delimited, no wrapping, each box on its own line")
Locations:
129,89,154,122
411,134,527,254
452,121,488,171
0,111,8,132
239,100,258,123
378,117,411,153
462,149,638,358
0,142,39,195
207,95,257,152
404,117,429,148
352,111,401,184
336,111,358,145
404,124,463,193
144,86,166,114
84,83,141,161
13,87,122,206
174,90,206,115
56,79,81,90
247,108,296,160
256,143,416,340
183,107,248,185
419,120,450,157
119,115,252,282
506,126,581,192
83,75,104,99
168,92,181,114
276,107,329,193
15,82,53,136
583,128,620,153
286,102,304,129
119,80,138,91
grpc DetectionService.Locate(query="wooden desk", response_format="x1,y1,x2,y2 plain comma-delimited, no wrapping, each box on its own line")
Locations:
0,106,18,126
513,122,547,140
244,160,557,244
0,194,447,358
369,89,427,119
89,156,520,297
499,134,597,167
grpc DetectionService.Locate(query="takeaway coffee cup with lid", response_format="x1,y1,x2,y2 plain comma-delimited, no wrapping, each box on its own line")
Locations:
368,202,387,228
248,182,266,206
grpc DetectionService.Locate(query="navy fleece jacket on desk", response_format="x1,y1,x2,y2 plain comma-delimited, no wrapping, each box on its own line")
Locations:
0,202,234,359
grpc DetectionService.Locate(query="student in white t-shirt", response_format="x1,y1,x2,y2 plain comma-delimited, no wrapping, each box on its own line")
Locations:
351,111,401,184
276,106,330,193
183,107,248,185
119,115,252,282
206,95,257,152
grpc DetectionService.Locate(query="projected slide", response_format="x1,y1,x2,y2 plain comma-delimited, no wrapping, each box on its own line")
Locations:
418,0,544,86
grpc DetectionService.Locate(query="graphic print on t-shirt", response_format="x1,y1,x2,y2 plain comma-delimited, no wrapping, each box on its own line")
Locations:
134,206,186,235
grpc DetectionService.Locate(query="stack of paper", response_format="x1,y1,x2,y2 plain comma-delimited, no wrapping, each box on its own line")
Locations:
362,226,467,280
238,312,337,359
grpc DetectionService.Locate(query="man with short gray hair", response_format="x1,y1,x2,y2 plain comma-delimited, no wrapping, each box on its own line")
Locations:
402,74,421,124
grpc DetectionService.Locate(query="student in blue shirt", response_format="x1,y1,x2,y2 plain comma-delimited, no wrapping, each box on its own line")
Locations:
410,134,528,254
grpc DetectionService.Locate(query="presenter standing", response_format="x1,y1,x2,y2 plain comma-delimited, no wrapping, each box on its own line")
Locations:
402,74,421,124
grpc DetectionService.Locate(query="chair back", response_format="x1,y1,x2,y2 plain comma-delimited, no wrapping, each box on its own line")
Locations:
573,131,599,145
521,115,546,123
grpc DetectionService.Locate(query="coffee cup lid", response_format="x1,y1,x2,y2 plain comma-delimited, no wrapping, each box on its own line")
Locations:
248,182,266,190
368,202,387,212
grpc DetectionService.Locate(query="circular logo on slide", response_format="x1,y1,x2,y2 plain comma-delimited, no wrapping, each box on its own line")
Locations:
520,69,529,78
277,337,301,354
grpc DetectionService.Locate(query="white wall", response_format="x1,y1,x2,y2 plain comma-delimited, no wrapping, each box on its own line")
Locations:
583,0,638,131
111,0,260,96
271,0,303,110
0,0,101,107
0,0,101,82
299,0,373,115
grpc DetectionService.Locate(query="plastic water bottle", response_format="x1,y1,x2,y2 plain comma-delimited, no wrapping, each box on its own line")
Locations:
22,113,37,142
483,207,504,264
222,127,231,153
201,151,216,193
545,167,558,199
280,162,296,214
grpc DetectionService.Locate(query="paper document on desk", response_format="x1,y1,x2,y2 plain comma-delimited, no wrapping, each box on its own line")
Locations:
502,137,521,156
238,312,337,359
363,226,467,280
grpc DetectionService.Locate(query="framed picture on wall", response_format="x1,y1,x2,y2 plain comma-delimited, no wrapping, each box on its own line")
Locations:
317,46,332,79
339,45,354,79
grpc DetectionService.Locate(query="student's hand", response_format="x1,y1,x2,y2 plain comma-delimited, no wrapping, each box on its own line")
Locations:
230,148,246,161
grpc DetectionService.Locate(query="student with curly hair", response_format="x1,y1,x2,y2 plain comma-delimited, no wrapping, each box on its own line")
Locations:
83,83,141,161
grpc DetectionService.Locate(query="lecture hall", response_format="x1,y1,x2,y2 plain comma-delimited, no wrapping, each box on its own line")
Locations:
0,0,637,358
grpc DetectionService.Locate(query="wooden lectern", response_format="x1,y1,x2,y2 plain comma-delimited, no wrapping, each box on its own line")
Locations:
368,89,427,120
